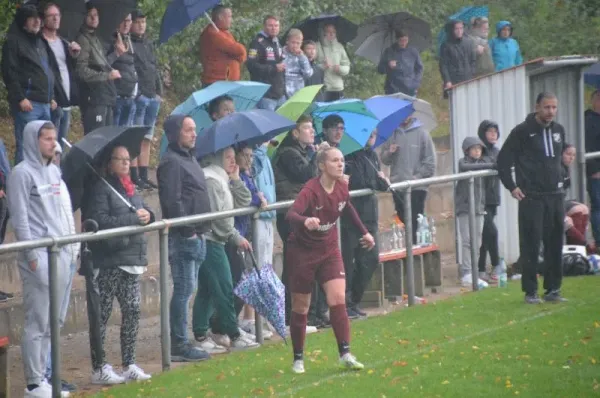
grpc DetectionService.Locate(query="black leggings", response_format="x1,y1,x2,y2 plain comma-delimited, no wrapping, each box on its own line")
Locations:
478,205,499,271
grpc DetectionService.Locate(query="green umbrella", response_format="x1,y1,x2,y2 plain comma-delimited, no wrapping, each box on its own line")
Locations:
267,84,324,158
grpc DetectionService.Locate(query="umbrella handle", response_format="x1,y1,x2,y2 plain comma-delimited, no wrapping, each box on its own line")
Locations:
247,249,261,278
205,12,219,31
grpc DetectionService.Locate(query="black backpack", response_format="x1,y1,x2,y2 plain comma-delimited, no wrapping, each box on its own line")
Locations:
562,250,593,276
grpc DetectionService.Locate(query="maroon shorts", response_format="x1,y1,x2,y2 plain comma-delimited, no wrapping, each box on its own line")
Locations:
286,240,345,294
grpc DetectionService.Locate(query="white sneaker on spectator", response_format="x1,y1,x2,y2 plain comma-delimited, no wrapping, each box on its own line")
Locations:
196,336,228,354
292,360,305,374
24,380,52,398
208,331,231,348
286,325,318,336
122,364,151,382
461,274,488,289
240,320,274,340
238,327,256,341
91,364,126,385
230,335,260,351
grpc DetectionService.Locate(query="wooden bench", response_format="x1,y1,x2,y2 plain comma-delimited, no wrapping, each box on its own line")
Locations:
0,336,8,398
361,245,442,307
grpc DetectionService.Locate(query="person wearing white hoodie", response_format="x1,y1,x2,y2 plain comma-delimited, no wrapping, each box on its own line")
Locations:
316,23,350,102
7,120,75,398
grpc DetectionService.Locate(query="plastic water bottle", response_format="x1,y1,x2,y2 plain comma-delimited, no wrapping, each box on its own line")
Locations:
422,216,431,245
498,258,508,287
398,226,405,250
392,224,400,250
416,214,424,245
430,217,437,244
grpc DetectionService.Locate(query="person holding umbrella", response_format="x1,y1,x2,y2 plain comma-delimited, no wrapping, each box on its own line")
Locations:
286,146,375,374
86,145,154,384
316,24,351,102
377,29,424,96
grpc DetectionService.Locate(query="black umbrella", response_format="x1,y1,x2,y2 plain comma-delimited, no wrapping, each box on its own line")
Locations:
290,14,358,45
351,12,432,64
61,125,150,211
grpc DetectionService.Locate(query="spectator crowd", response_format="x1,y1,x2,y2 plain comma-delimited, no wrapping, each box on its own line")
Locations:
0,3,592,398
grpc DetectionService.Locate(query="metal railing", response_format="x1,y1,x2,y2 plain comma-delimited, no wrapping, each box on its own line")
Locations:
0,168,496,397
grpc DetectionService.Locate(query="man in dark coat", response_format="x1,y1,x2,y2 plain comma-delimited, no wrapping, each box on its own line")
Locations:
377,29,424,96
439,20,477,92
585,90,600,248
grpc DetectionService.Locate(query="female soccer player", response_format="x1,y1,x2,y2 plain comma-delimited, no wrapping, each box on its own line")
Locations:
285,146,375,374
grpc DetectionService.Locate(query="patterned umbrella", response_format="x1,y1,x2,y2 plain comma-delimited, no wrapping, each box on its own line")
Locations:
234,255,287,341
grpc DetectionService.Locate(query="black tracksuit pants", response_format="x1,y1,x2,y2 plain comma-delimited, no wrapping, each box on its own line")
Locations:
341,221,380,306
478,205,500,271
518,194,564,295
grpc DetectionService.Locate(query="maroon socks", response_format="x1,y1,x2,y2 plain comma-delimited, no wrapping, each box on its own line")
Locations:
329,304,351,356
290,311,307,360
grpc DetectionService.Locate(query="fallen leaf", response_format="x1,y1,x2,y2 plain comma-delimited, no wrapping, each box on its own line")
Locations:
591,357,597,364
390,376,402,386
594,321,600,328
549,360,555,365
269,386,275,395
563,365,571,369
495,377,502,383
397,339,410,345
393,361,408,367
205,392,216,397
368,369,375,374
250,388,265,395
442,380,450,385
422,354,430,359
216,372,226,381
472,346,480,350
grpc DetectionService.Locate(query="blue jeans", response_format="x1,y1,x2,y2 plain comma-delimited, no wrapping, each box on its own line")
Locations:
51,107,72,147
45,261,76,379
113,97,136,127
256,96,286,111
588,178,600,245
12,101,51,164
134,95,161,139
169,235,206,348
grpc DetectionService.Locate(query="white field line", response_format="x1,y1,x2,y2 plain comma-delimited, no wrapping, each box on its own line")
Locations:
276,306,571,397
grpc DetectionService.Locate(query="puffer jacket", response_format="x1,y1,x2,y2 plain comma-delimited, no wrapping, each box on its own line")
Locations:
87,174,155,269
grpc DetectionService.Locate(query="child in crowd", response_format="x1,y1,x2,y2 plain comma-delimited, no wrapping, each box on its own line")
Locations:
455,137,496,287
283,29,313,98
301,40,325,102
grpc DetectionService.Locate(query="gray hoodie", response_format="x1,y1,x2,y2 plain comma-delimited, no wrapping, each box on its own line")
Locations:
202,149,251,245
380,122,436,191
7,120,76,285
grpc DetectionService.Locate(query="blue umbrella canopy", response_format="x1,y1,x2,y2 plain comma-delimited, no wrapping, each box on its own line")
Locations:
364,96,414,148
159,0,221,44
195,109,295,158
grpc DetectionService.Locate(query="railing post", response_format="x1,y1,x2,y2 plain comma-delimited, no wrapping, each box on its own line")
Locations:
251,216,264,344
48,244,61,398
467,177,479,291
403,187,415,306
159,228,171,371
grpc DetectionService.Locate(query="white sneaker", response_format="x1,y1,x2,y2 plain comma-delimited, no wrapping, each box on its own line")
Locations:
196,336,228,354
122,364,152,382
39,380,70,397
208,330,231,348
286,325,318,336
238,327,256,341
230,335,260,351
91,364,126,385
461,274,489,289
24,381,52,398
292,359,305,374
339,353,364,370
240,320,274,340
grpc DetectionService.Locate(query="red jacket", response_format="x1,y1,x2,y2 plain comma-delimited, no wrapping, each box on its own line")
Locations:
199,25,247,84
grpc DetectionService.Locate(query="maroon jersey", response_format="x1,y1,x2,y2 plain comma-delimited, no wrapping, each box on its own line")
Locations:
286,177,368,250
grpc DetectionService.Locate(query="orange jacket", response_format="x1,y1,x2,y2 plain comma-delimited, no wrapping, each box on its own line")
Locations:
199,25,247,85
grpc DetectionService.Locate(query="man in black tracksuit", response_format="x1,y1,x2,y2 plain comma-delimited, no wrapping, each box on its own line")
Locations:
497,92,567,304
342,130,390,318
247,15,286,110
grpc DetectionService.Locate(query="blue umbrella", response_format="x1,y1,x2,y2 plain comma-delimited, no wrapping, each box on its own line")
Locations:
436,6,489,56
312,99,379,155
160,81,270,157
364,96,414,148
584,63,600,88
159,0,221,44
195,109,295,158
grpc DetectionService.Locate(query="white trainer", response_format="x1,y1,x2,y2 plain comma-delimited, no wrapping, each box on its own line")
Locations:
339,353,364,370
122,364,152,382
230,335,260,351
91,364,126,385
208,331,231,348
24,381,52,398
240,320,274,340
292,360,305,374
196,336,228,354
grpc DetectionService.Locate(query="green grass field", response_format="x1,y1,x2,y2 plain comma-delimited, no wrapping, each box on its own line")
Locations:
95,277,600,398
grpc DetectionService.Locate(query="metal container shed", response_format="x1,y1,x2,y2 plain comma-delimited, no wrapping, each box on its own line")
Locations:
448,56,598,265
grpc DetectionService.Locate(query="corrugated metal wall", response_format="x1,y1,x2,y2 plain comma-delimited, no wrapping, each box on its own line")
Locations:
450,67,528,265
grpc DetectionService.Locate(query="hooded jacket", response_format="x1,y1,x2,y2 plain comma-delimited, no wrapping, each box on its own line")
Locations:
468,27,495,76
106,32,138,97
380,121,436,192
377,43,424,95
343,146,390,225
489,21,523,72
130,32,163,98
6,121,76,285
316,37,350,92
252,145,276,220
497,113,566,196
1,6,55,108
455,136,496,215
202,149,251,245
75,23,117,106
477,120,501,206
88,173,155,269
199,25,247,85
157,115,212,237
272,134,317,201
584,109,600,177
439,20,477,85
247,31,285,99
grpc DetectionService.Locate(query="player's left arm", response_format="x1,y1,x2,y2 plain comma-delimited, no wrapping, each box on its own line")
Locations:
342,201,375,249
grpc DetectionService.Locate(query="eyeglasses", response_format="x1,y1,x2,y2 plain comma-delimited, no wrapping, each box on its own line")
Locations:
328,126,345,132
111,157,131,163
